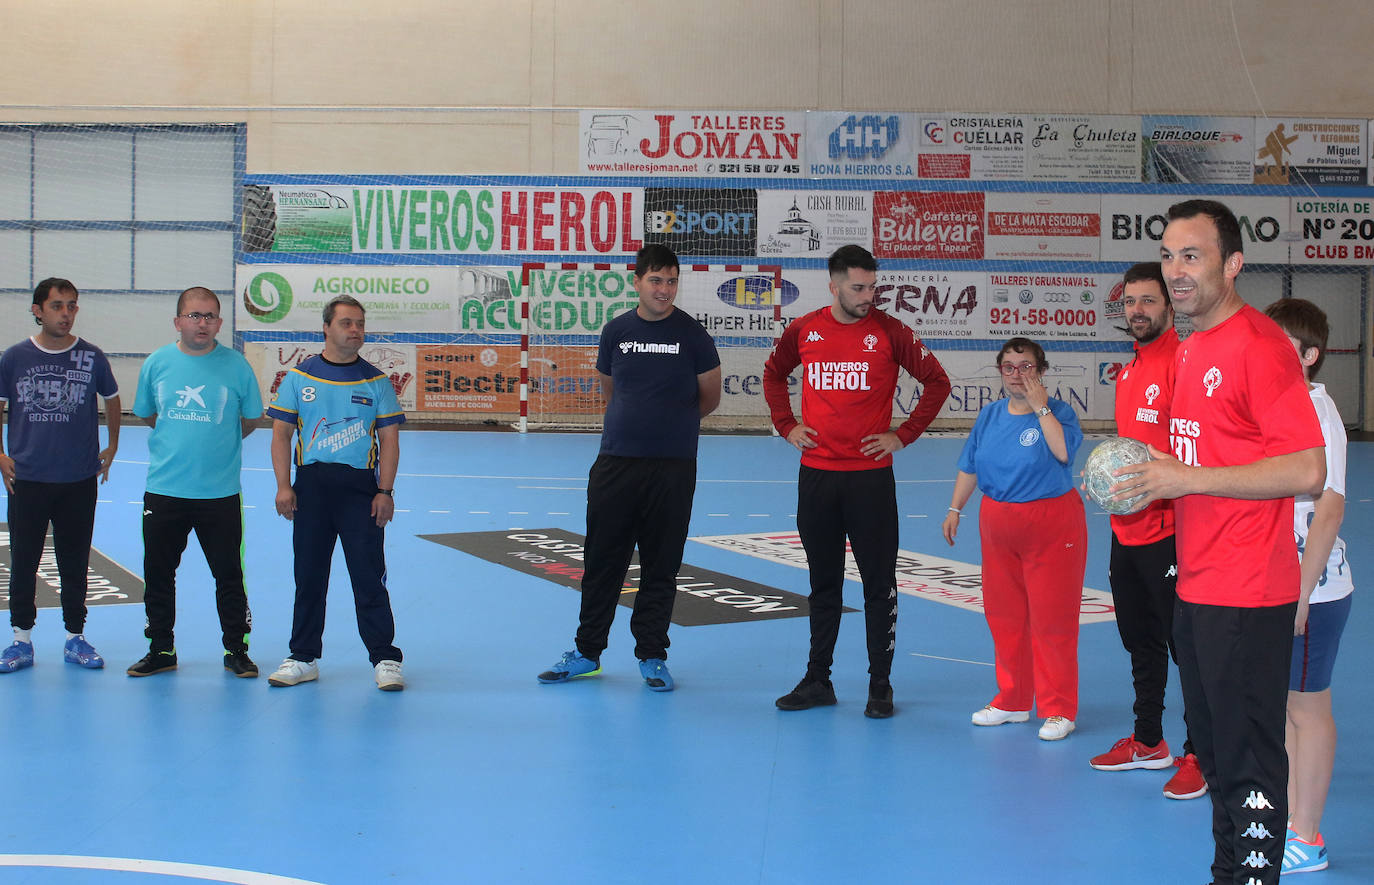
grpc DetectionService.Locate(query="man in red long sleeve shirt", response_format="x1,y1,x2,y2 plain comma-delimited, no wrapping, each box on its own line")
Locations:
763,245,951,718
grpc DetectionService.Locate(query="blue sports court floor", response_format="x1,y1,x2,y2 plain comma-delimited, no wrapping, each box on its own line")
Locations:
2,427,1370,884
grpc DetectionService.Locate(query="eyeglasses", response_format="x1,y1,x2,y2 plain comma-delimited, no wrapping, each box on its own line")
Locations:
999,362,1037,376
179,312,220,323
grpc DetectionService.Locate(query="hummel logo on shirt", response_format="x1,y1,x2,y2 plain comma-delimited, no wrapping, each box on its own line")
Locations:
805,331,824,343
1242,790,1273,810
1242,822,1273,839
619,341,682,355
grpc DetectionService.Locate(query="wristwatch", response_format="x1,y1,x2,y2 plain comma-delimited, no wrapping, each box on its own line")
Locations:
1036,406,1051,417
377,488,394,497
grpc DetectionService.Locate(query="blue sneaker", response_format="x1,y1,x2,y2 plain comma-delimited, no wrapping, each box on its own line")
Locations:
1283,831,1328,874
537,650,601,684
639,658,674,692
63,635,105,669
0,640,34,673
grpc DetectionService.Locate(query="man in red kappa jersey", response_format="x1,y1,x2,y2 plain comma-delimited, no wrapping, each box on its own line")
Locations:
763,245,950,719
1089,261,1205,802
1111,201,1325,885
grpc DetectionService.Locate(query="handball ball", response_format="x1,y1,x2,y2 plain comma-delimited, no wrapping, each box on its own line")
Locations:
1084,437,1151,515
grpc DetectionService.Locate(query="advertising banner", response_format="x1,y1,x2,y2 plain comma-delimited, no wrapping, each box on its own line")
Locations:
579,110,805,178
692,532,1115,622
986,272,1115,341
804,112,915,179
872,191,984,260
1097,195,1291,264
915,114,1028,180
874,270,985,339
1026,115,1141,182
415,345,521,413
643,188,758,256
256,341,418,411
756,190,873,256
237,265,641,335
1141,115,1254,184
684,268,829,336
934,348,1108,421
1289,196,1374,265
984,193,1101,261
526,345,604,415
421,529,824,625
1254,118,1368,186
237,265,473,331
242,185,643,255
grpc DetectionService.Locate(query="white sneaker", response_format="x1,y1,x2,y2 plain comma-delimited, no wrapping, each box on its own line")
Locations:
971,704,1030,726
268,657,318,687
1038,716,1076,741
375,659,404,691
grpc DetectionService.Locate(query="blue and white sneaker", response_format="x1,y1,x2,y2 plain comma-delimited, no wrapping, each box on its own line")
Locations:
63,635,105,669
639,658,674,692
0,640,35,673
1283,830,1328,874
537,650,601,684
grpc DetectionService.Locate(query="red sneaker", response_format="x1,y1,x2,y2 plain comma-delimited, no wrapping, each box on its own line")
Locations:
1163,752,1208,799
1090,734,1173,771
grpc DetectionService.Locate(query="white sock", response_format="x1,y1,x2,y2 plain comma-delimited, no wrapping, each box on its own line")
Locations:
67,632,80,641
14,628,32,644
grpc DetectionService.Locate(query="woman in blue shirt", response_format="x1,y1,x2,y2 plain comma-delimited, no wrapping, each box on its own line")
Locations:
942,337,1087,741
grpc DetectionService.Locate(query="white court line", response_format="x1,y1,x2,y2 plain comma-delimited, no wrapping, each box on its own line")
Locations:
548,511,570,516
909,652,993,667
519,485,585,490
0,854,325,884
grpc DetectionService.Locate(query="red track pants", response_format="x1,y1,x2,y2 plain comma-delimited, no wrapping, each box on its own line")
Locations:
977,489,1086,720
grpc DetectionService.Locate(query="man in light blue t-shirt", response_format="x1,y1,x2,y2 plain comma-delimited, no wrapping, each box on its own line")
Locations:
126,287,263,679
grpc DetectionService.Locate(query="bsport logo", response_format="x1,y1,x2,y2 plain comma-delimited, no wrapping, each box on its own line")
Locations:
716,275,800,311
244,272,293,323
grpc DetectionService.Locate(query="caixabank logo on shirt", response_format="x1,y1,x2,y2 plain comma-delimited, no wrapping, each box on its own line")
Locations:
420,528,829,625
644,188,758,257
0,523,144,609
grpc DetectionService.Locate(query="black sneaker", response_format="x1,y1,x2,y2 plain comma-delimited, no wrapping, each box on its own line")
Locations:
224,651,259,678
775,675,837,711
864,682,894,719
127,650,178,677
